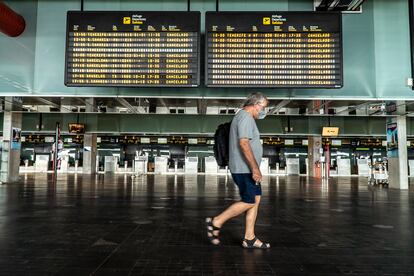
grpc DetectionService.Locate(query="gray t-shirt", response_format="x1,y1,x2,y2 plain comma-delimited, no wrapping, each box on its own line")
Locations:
228,109,263,173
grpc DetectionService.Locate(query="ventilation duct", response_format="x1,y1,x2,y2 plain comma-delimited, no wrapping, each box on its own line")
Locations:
0,3,25,37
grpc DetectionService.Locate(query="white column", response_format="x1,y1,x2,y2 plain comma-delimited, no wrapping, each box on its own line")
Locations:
83,98,97,174
83,134,97,174
387,115,409,189
1,97,22,183
308,136,322,178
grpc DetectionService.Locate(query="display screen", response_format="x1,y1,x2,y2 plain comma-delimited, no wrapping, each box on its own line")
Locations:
65,11,200,87
205,12,342,88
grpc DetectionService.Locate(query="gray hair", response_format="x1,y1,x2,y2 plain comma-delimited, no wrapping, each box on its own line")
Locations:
242,92,268,107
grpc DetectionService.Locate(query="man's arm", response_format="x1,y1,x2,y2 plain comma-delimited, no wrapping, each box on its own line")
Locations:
239,138,262,183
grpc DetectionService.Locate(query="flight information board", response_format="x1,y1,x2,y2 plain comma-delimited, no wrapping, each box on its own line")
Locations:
65,11,200,87
205,12,342,88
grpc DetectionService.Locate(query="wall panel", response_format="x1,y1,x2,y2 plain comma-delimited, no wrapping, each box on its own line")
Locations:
0,1,411,99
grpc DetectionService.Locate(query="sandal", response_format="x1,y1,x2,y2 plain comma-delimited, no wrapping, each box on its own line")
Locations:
205,217,221,245
242,237,270,249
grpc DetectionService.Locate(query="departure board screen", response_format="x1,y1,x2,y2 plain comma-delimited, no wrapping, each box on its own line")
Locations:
205,12,342,88
65,11,200,87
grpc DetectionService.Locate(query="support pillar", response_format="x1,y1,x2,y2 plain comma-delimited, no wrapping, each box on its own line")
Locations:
82,98,97,174
308,136,322,178
387,115,409,189
1,97,22,183
307,100,324,178
83,134,97,174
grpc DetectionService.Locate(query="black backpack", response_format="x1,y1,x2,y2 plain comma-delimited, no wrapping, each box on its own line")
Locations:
213,121,232,167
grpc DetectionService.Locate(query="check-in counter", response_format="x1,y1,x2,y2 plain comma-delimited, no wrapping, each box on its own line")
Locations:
58,154,69,172
134,156,148,174
104,156,117,173
185,157,198,174
337,158,351,176
409,160,414,176
154,156,168,174
260,157,269,175
357,159,370,176
286,158,300,175
204,156,218,174
35,154,49,173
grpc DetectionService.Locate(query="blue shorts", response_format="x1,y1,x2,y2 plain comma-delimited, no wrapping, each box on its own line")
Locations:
231,173,262,204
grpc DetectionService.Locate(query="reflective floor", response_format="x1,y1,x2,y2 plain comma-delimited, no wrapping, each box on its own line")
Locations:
0,173,413,275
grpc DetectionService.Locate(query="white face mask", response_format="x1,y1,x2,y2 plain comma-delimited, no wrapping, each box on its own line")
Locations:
258,109,267,119
256,103,267,119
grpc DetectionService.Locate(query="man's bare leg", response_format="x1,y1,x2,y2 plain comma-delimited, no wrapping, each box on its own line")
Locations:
243,195,268,247
245,195,264,247
211,201,255,236
244,195,260,239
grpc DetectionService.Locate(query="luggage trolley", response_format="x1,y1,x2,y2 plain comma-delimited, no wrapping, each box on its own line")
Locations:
368,161,389,186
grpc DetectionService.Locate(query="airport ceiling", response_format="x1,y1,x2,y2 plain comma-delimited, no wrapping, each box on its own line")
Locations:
2,97,414,116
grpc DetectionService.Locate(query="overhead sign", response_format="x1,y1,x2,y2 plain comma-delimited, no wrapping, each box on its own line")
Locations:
322,126,339,136
205,12,343,88
65,11,200,87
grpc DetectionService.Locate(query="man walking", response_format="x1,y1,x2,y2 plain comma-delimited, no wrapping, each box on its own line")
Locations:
206,92,270,249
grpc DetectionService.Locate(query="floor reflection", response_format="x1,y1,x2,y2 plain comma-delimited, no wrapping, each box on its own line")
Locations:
0,173,412,275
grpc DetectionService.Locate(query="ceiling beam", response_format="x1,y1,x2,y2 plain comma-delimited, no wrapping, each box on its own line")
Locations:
35,97,72,112
116,98,140,113
335,101,371,115
268,100,291,115
307,100,332,114
77,97,98,112
159,98,169,109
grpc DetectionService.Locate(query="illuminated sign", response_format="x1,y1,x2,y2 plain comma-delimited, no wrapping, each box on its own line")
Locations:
284,139,294,145
65,11,200,87
205,12,342,88
332,139,341,146
188,138,198,144
322,127,339,136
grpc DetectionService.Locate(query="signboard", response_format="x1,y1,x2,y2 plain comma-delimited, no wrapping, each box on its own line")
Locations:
284,139,294,145
45,137,55,143
322,127,339,136
11,127,21,150
68,123,85,133
65,11,200,87
205,12,342,88
386,119,398,157
332,139,341,146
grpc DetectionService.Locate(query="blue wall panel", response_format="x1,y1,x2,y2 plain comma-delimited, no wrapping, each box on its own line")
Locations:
373,0,412,99
0,1,37,94
0,0,412,99
219,0,288,11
